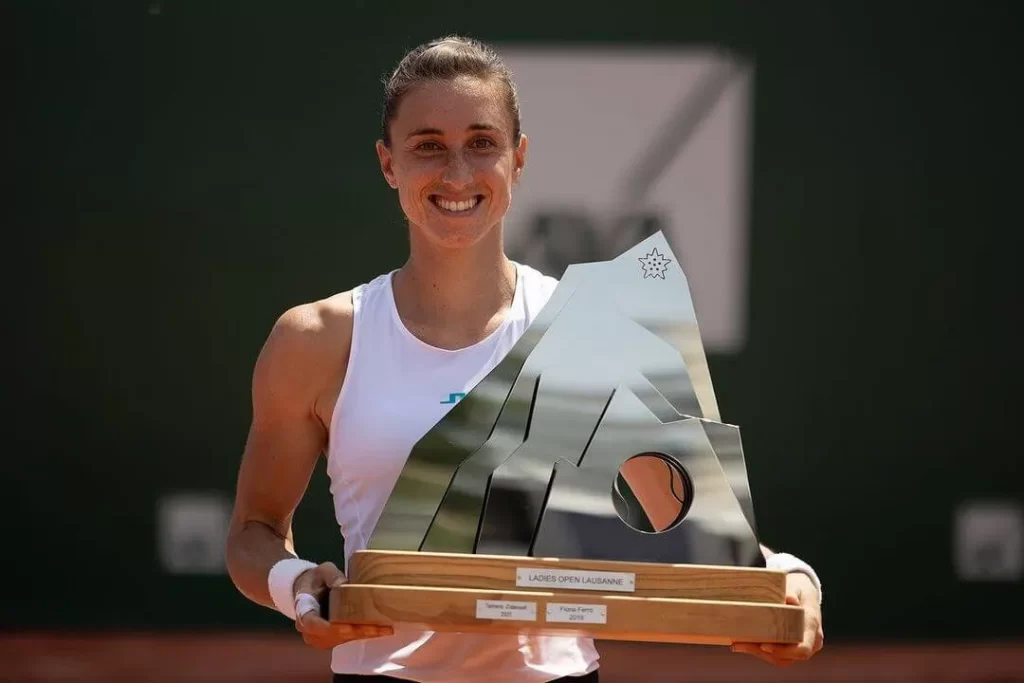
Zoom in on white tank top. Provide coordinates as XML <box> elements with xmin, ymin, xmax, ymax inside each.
<box><xmin>325</xmin><ymin>262</ymin><xmax>601</xmax><ymax>682</ymax></box>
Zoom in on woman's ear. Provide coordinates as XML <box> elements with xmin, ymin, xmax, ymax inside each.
<box><xmin>376</xmin><ymin>140</ymin><xmax>398</xmax><ymax>189</ymax></box>
<box><xmin>513</xmin><ymin>133</ymin><xmax>528</xmax><ymax>185</ymax></box>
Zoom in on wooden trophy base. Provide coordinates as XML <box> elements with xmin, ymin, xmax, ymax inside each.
<box><xmin>328</xmin><ymin>550</ymin><xmax>803</xmax><ymax>646</ymax></box>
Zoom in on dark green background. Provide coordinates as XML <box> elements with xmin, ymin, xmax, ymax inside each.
<box><xmin>8</xmin><ymin>1</ymin><xmax>1020</xmax><ymax>640</ymax></box>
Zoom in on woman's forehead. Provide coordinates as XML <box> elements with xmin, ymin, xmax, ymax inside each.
<box><xmin>393</xmin><ymin>77</ymin><xmax>512</xmax><ymax>134</ymax></box>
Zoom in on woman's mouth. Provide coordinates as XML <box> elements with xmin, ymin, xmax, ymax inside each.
<box><xmin>431</xmin><ymin>195</ymin><xmax>482</xmax><ymax>214</ymax></box>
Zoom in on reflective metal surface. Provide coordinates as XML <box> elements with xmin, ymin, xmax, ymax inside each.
<box><xmin>368</xmin><ymin>232</ymin><xmax>763</xmax><ymax>567</ymax></box>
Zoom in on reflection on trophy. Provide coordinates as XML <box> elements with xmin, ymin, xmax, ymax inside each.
<box><xmin>328</xmin><ymin>232</ymin><xmax>802</xmax><ymax>646</ymax></box>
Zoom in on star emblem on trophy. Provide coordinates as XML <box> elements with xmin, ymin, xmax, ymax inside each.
<box><xmin>638</xmin><ymin>248</ymin><xmax>672</xmax><ymax>279</ymax></box>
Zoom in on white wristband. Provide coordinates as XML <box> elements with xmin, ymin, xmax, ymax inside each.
<box><xmin>767</xmin><ymin>552</ymin><xmax>822</xmax><ymax>604</ymax></box>
<box><xmin>268</xmin><ymin>557</ymin><xmax>318</xmax><ymax>620</ymax></box>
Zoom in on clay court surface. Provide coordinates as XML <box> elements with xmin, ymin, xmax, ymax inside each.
<box><xmin>3</xmin><ymin>634</ymin><xmax>1023</xmax><ymax>683</ymax></box>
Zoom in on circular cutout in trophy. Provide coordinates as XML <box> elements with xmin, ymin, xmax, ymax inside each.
<box><xmin>612</xmin><ymin>453</ymin><xmax>693</xmax><ymax>534</ymax></box>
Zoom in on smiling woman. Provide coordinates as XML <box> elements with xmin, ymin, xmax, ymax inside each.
<box><xmin>375</xmin><ymin>39</ymin><xmax>527</xmax><ymax>254</ymax></box>
<box><xmin>225</xmin><ymin>35</ymin><xmax>600</xmax><ymax>683</ymax></box>
<box><xmin>224</xmin><ymin>35</ymin><xmax>821</xmax><ymax>683</ymax></box>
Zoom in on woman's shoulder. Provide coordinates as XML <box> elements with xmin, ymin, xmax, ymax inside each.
<box><xmin>272</xmin><ymin>270</ymin><xmax>392</xmax><ymax>345</ymax></box>
<box><xmin>263</xmin><ymin>291</ymin><xmax>355</xmax><ymax>367</ymax></box>
<box><xmin>278</xmin><ymin>290</ymin><xmax>353</xmax><ymax>336</ymax></box>
<box><xmin>248</xmin><ymin>289</ymin><xmax>356</xmax><ymax>419</ymax></box>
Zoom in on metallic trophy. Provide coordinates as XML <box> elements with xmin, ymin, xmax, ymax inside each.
<box><xmin>328</xmin><ymin>232</ymin><xmax>802</xmax><ymax>646</ymax></box>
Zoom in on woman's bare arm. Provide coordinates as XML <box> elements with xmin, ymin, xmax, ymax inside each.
<box><xmin>225</xmin><ymin>298</ymin><xmax>353</xmax><ymax>609</ymax></box>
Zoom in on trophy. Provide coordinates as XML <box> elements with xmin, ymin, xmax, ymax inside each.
<box><xmin>328</xmin><ymin>232</ymin><xmax>803</xmax><ymax>646</ymax></box>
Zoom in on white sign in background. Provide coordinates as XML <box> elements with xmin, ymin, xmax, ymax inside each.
<box><xmin>954</xmin><ymin>500</ymin><xmax>1023</xmax><ymax>582</ymax></box>
<box><xmin>157</xmin><ymin>491</ymin><xmax>231</xmax><ymax>575</ymax></box>
<box><xmin>500</xmin><ymin>48</ymin><xmax>753</xmax><ymax>353</ymax></box>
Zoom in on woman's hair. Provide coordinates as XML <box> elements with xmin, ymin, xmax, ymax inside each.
<box><xmin>381</xmin><ymin>35</ymin><xmax>521</xmax><ymax>146</ymax></box>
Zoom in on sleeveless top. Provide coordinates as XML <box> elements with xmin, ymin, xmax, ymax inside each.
<box><xmin>325</xmin><ymin>262</ymin><xmax>601</xmax><ymax>682</ymax></box>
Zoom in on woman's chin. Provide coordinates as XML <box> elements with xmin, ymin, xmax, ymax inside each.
<box><xmin>419</xmin><ymin>219</ymin><xmax>498</xmax><ymax>250</ymax></box>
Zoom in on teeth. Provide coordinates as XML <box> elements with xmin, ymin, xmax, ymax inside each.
<box><xmin>436</xmin><ymin>197</ymin><xmax>479</xmax><ymax>213</ymax></box>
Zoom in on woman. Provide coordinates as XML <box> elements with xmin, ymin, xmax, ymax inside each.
<box><xmin>226</xmin><ymin>36</ymin><xmax>823</xmax><ymax>682</ymax></box>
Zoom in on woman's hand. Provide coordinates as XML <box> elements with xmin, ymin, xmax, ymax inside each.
<box><xmin>731</xmin><ymin>572</ymin><xmax>823</xmax><ymax>667</ymax></box>
<box><xmin>293</xmin><ymin>561</ymin><xmax>394</xmax><ymax>650</ymax></box>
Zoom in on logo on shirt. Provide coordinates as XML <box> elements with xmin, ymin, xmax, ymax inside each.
<box><xmin>440</xmin><ymin>392</ymin><xmax>467</xmax><ymax>405</ymax></box>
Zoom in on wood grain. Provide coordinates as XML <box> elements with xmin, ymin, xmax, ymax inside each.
<box><xmin>329</xmin><ymin>584</ymin><xmax>804</xmax><ymax>645</ymax></box>
<box><xmin>348</xmin><ymin>550</ymin><xmax>786</xmax><ymax>603</ymax></box>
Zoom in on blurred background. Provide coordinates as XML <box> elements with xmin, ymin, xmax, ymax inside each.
<box><xmin>6</xmin><ymin>1</ymin><xmax>1021</xmax><ymax>681</ymax></box>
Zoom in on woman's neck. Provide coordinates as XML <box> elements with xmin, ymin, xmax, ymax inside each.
<box><xmin>391</xmin><ymin>227</ymin><xmax>517</xmax><ymax>349</ymax></box>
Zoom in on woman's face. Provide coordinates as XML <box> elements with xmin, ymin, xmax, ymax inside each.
<box><xmin>377</xmin><ymin>75</ymin><xmax>527</xmax><ymax>250</ymax></box>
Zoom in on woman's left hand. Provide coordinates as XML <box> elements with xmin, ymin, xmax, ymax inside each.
<box><xmin>730</xmin><ymin>572</ymin><xmax>824</xmax><ymax>667</ymax></box>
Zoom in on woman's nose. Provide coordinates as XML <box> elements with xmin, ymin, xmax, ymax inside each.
<box><xmin>441</xmin><ymin>152</ymin><xmax>473</xmax><ymax>189</ymax></box>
